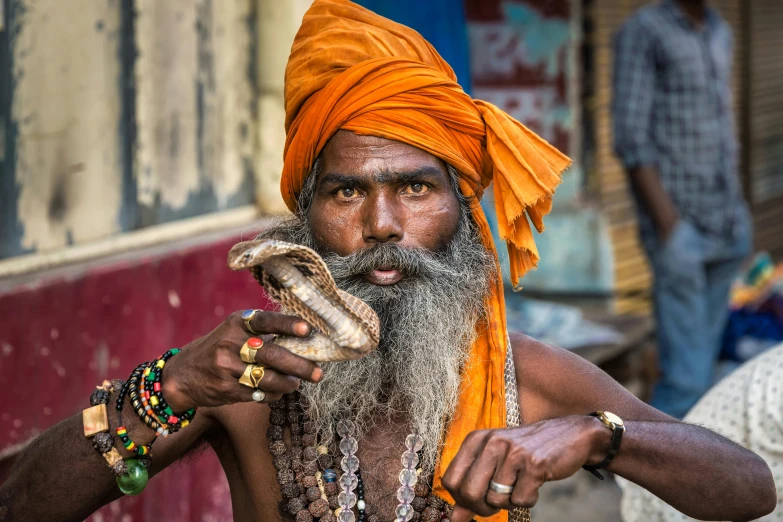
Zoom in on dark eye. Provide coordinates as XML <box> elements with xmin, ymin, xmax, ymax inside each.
<box><xmin>404</xmin><ymin>183</ymin><xmax>429</xmax><ymax>194</ymax></box>
<box><xmin>338</xmin><ymin>188</ymin><xmax>358</xmax><ymax>199</ymax></box>
<box><xmin>243</xmin><ymin>253</ymin><xmax>251</xmax><ymax>259</ymax></box>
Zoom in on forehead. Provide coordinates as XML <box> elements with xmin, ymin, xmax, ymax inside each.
<box><xmin>319</xmin><ymin>130</ymin><xmax>448</xmax><ymax>179</ymax></box>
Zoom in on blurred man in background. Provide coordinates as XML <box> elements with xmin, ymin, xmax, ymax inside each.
<box><xmin>612</xmin><ymin>0</ymin><xmax>752</xmax><ymax>418</ymax></box>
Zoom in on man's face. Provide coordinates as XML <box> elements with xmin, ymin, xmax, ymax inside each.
<box><xmin>268</xmin><ymin>130</ymin><xmax>495</xmax><ymax>488</ymax></box>
<box><xmin>307</xmin><ymin>130</ymin><xmax>461</xmax><ymax>285</ymax></box>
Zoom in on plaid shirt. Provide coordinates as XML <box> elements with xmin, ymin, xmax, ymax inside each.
<box><xmin>612</xmin><ymin>0</ymin><xmax>747</xmax><ymax>241</ymax></box>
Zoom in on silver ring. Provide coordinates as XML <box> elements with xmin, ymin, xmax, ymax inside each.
<box><xmin>489</xmin><ymin>480</ymin><xmax>515</xmax><ymax>495</ymax></box>
<box><xmin>252</xmin><ymin>389</ymin><xmax>266</xmax><ymax>403</ymax></box>
<box><xmin>242</xmin><ymin>309</ymin><xmax>262</xmax><ymax>335</ymax></box>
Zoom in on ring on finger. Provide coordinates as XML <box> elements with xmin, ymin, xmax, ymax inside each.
<box><xmin>489</xmin><ymin>480</ymin><xmax>515</xmax><ymax>496</ymax></box>
<box><xmin>252</xmin><ymin>389</ymin><xmax>266</xmax><ymax>402</ymax></box>
<box><xmin>240</xmin><ymin>337</ymin><xmax>264</xmax><ymax>363</ymax></box>
<box><xmin>238</xmin><ymin>364</ymin><xmax>265</xmax><ymax>388</ymax></box>
<box><xmin>241</xmin><ymin>309</ymin><xmax>262</xmax><ymax>335</ymax></box>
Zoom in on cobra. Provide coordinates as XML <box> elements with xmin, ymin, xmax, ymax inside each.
<box><xmin>227</xmin><ymin>239</ymin><xmax>380</xmax><ymax>362</ymax></box>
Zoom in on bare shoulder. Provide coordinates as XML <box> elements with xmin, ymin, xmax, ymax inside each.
<box><xmin>509</xmin><ymin>332</ymin><xmax>668</xmax><ymax>424</ymax></box>
<box><xmin>509</xmin><ymin>332</ymin><xmax>606</xmax><ymax>380</ymax></box>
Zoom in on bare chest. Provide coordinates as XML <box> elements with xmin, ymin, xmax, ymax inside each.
<box><xmin>218</xmin><ymin>409</ymin><xmax>429</xmax><ymax>522</ymax></box>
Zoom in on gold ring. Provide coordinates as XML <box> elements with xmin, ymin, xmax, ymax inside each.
<box><xmin>241</xmin><ymin>309</ymin><xmax>262</xmax><ymax>334</ymax></box>
<box><xmin>238</xmin><ymin>364</ymin><xmax>265</xmax><ymax>388</ymax></box>
<box><xmin>240</xmin><ymin>337</ymin><xmax>264</xmax><ymax>364</ymax></box>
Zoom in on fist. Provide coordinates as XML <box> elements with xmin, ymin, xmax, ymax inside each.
<box><xmin>443</xmin><ymin>415</ymin><xmax>607</xmax><ymax>521</ymax></box>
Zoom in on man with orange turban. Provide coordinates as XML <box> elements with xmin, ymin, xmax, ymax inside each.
<box><xmin>1</xmin><ymin>2</ymin><xmax>776</xmax><ymax>522</ymax></box>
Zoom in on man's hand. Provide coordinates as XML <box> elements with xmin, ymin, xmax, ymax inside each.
<box><xmin>627</xmin><ymin>165</ymin><xmax>679</xmax><ymax>243</ymax></box>
<box><xmin>161</xmin><ymin>310</ymin><xmax>323</xmax><ymax>411</ymax></box>
<box><xmin>657</xmin><ymin>214</ymin><xmax>679</xmax><ymax>244</ymax></box>
<box><xmin>442</xmin><ymin>416</ymin><xmax>610</xmax><ymax>522</ymax></box>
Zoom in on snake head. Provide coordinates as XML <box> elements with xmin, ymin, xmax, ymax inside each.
<box><xmin>227</xmin><ymin>240</ymin><xmax>265</xmax><ymax>270</ymax></box>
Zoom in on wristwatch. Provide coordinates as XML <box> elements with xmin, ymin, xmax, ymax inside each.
<box><xmin>582</xmin><ymin>411</ymin><xmax>625</xmax><ymax>480</ymax></box>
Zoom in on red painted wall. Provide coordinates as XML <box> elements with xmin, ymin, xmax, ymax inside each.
<box><xmin>0</xmin><ymin>232</ymin><xmax>273</xmax><ymax>520</ymax></box>
<box><xmin>465</xmin><ymin>0</ymin><xmax>572</xmax><ymax>154</ymax></box>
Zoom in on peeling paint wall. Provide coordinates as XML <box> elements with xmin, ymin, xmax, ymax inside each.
<box><xmin>0</xmin><ymin>0</ymin><xmax>261</xmax><ymax>262</ymax></box>
<box><xmin>135</xmin><ymin>0</ymin><xmax>200</xmax><ymax>212</ymax></box>
<box><xmin>255</xmin><ymin>0</ymin><xmax>311</xmax><ymax>214</ymax></box>
<box><xmin>8</xmin><ymin>0</ymin><xmax>124</xmax><ymax>255</ymax></box>
<box><xmin>134</xmin><ymin>0</ymin><xmax>256</xmax><ymax>226</ymax></box>
<box><xmin>467</xmin><ymin>1</ymin><xmax>574</xmax><ymax>164</ymax></box>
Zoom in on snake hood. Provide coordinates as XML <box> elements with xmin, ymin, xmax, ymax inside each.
<box><xmin>228</xmin><ymin>238</ymin><xmax>380</xmax><ymax>362</ymax></box>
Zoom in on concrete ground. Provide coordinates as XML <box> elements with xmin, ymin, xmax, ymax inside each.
<box><xmin>531</xmin><ymin>470</ymin><xmax>623</xmax><ymax>522</ymax></box>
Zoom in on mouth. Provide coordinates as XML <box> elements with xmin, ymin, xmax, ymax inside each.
<box><xmin>363</xmin><ymin>267</ymin><xmax>404</xmax><ymax>285</ymax></box>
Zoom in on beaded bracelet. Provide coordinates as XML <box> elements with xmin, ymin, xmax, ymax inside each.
<box><xmin>84</xmin><ymin>379</ymin><xmax>127</xmax><ymax>473</ymax></box>
<box><xmin>112</xmin><ymin>360</ymin><xmax>161</xmax><ymax>496</ymax></box>
<box><xmin>117</xmin><ymin>349</ymin><xmax>196</xmax><ymax>443</ymax></box>
<box><xmin>117</xmin><ymin>362</ymin><xmax>157</xmax><ymax>456</ymax></box>
<box><xmin>109</xmin><ymin>348</ymin><xmax>197</xmax><ymax>495</ymax></box>
<box><xmin>127</xmin><ymin>363</ymin><xmax>163</xmax><ymax>432</ymax></box>
<box><xmin>83</xmin><ymin>378</ymin><xmax>151</xmax><ymax>496</ymax></box>
<box><xmin>140</xmin><ymin>348</ymin><xmax>196</xmax><ymax>434</ymax></box>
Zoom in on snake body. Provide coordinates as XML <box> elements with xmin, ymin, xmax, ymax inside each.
<box><xmin>227</xmin><ymin>239</ymin><xmax>380</xmax><ymax>362</ymax></box>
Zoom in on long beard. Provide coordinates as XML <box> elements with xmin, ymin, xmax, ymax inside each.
<box><xmin>259</xmin><ymin>205</ymin><xmax>496</xmax><ymax>476</ymax></box>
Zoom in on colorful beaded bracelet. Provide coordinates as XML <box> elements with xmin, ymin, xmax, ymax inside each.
<box><xmin>125</xmin><ymin>363</ymin><xmax>162</xmax><ymax>432</ymax></box>
<box><xmin>116</xmin><ymin>362</ymin><xmax>156</xmax><ymax>457</ymax></box>
<box><xmin>110</xmin><ymin>348</ymin><xmax>196</xmax><ymax>495</ymax></box>
<box><xmin>140</xmin><ymin>349</ymin><xmax>196</xmax><ymax>434</ymax></box>
<box><xmin>117</xmin><ymin>349</ymin><xmax>196</xmax><ymax>441</ymax></box>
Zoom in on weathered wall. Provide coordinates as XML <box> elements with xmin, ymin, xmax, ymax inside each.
<box><xmin>255</xmin><ymin>0</ymin><xmax>312</xmax><ymax>214</ymax></box>
<box><xmin>135</xmin><ymin>0</ymin><xmax>256</xmax><ymax>225</ymax></box>
<box><xmin>0</xmin><ymin>0</ymin><xmax>261</xmax><ymax>263</ymax></box>
<box><xmin>467</xmin><ymin>0</ymin><xmax>576</xmax><ymax>180</ymax></box>
<box><xmin>466</xmin><ymin>0</ymin><xmax>614</xmax><ymax>293</ymax></box>
<box><xmin>0</xmin><ymin>229</ymin><xmax>272</xmax><ymax>521</ymax></box>
<box><xmin>1</xmin><ymin>0</ymin><xmax>125</xmax><ymax>259</ymax></box>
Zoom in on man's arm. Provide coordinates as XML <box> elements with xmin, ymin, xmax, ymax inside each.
<box><xmin>442</xmin><ymin>335</ymin><xmax>775</xmax><ymax>522</ymax></box>
<box><xmin>627</xmin><ymin>165</ymin><xmax>679</xmax><ymax>240</ymax></box>
<box><xmin>0</xmin><ymin>392</ymin><xmax>215</xmax><ymax>522</ymax></box>
<box><xmin>514</xmin><ymin>335</ymin><xmax>776</xmax><ymax>521</ymax></box>
<box><xmin>0</xmin><ymin>310</ymin><xmax>322</xmax><ymax>521</ymax></box>
<box><xmin>612</xmin><ymin>19</ymin><xmax>678</xmax><ymax>240</ymax></box>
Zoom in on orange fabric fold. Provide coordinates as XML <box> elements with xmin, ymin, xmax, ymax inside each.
<box><xmin>281</xmin><ymin>1</ymin><xmax>571</xmax><ymax>519</ymax></box>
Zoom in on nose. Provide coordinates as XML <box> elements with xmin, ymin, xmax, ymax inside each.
<box><xmin>362</xmin><ymin>193</ymin><xmax>403</xmax><ymax>244</ymax></box>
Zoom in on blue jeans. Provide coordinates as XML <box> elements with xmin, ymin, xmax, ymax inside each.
<box><xmin>644</xmin><ymin>218</ymin><xmax>752</xmax><ymax>418</ymax></box>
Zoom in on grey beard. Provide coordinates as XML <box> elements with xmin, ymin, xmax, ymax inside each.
<box><xmin>259</xmin><ymin>204</ymin><xmax>496</xmax><ymax>476</ymax></box>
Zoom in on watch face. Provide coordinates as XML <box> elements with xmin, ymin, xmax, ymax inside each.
<box><xmin>603</xmin><ymin>411</ymin><xmax>624</xmax><ymax>426</ymax></box>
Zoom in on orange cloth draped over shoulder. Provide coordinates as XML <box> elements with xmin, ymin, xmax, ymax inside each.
<box><xmin>281</xmin><ymin>1</ymin><xmax>570</xmax><ymax>519</ymax></box>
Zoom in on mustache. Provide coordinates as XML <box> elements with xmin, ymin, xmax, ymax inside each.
<box><xmin>321</xmin><ymin>243</ymin><xmax>448</xmax><ymax>280</ymax></box>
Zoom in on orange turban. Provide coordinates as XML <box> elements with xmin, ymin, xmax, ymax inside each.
<box><xmin>281</xmin><ymin>0</ymin><xmax>570</xmax><ymax>518</ymax></box>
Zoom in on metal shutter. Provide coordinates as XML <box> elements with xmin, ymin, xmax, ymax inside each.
<box><xmin>746</xmin><ymin>2</ymin><xmax>783</xmax><ymax>260</ymax></box>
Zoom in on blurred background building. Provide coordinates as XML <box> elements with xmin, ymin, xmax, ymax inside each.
<box><xmin>0</xmin><ymin>1</ymin><xmax>781</xmax><ymax>520</ymax></box>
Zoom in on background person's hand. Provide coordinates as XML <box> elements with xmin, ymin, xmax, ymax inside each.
<box><xmin>160</xmin><ymin>310</ymin><xmax>323</xmax><ymax>411</ymax></box>
<box><xmin>658</xmin><ymin>216</ymin><xmax>680</xmax><ymax>244</ymax></box>
<box><xmin>443</xmin><ymin>415</ymin><xmax>610</xmax><ymax>522</ymax></box>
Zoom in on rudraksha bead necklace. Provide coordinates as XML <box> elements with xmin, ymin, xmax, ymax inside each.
<box><xmin>268</xmin><ymin>391</ymin><xmax>454</xmax><ymax>522</ymax></box>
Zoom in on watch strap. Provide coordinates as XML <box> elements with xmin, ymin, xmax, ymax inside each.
<box><xmin>582</xmin><ymin>411</ymin><xmax>625</xmax><ymax>479</ymax></box>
